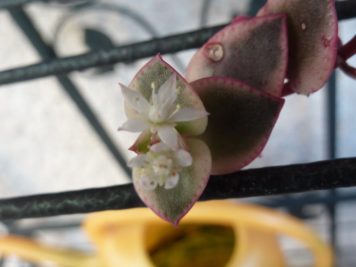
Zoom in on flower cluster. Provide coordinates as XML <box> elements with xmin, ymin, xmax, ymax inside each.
<box><xmin>119</xmin><ymin>73</ymin><xmax>208</xmax><ymax>191</ymax></box>
<box><xmin>117</xmin><ymin>0</ymin><xmax>345</xmax><ymax>225</ymax></box>
<box><xmin>128</xmin><ymin>142</ymin><xmax>192</xmax><ymax>190</ymax></box>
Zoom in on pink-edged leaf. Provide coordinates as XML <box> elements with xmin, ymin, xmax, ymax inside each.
<box><xmin>133</xmin><ymin>139</ymin><xmax>211</xmax><ymax>225</ymax></box>
<box><xmin>126</xmin><ymin>54</ymin><xmax>208</xmax><ymax>136</ymax></box>
<box><xmin>258</xmin><ymin>0</ymin><xmax>338</xmax><ymax>95</ymax></box>
<box><xmin>231</xmin><ymin>16</ymin><xmax>250</xmax><ymax>24</ymax></box>
<box><xmin>186</xmin><ymin>15</ymin><xmax>288</xmax><ymax>97</ymax></box>
<box><xmin>191</xmin><ymin>77</ymin><xmax>284</xmax><ymax>175</ymax></box>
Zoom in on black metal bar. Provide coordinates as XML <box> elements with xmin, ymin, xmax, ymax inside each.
<box><xmin>247</xmin><ymin>0</ymin><xmax>265</xmax><ymax>16</ymax></box>
<box><xmin>3</xmin><ymin>191</ymin><xmax>356</xmax><ymax>234</ymax></box>
<box><xmin>200</xmin><ymin>0</ymin><xmax>212</xmax><ymax>27</ymax></box>
<box><xmin>0</xmin><ymin>0</ymin><xmax>92</xmax><ymax>9</ymax></box>
<box><xmin>8</xmin><ymin>7</ymin><xmax>131</xmax><ymax>177</ymax></box>
<box><xmin>335</xmin><ymin>0</ymin><xmax>356</xmax><ymax>21</ymax></box>
<box><xmin>327</xmin><ymin>73</ymin><xmax>338</xmax><ymax>248</ymax></box>
<box><xmin>0</xmin><ymin>0</ymin><xmax>354</xmax><ymax>18</ymax></box>
<box><xmin>327</xmin><ymin>73</ymin><xmax>338</xmax><ymax>160</ymax></box>
<box><xmin>0</xmin><ymin>24</ymin><xmax>224</xmax><ymax>85</ymax></box>
<box><xmin>0</xmin><ymin>157</ymin><xmax>355</xmax><ymax>220</ymax></box>
<box><xmin>0</xmin><ymin>1</ymin><xmax>355</xmax><ymax>85</ymax></box>
<box><xmin>257</xmin><ymin>191</ymin><xmax>356</xmax><ymax>208</ymax></box>
<box><xmin>0</xmin><ymin>0</ymin><xmax>42</xmax><ymax>8</ymax></box>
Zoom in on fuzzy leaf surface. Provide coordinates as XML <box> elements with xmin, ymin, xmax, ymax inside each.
<box><xmin>258</xmin><ymin>0</ymin><xmax>338</xmax><ymax>94</ymax></box>
<box><xmin>191</xmin><ymin>77</ymin><xmax>284</xmax><ymax>174</ymax></box>
<box><xmin>186</xmin><ymin>15</ymin><xmax>288</xmax><ymax>97</ymax></box>
<box><xmin>133</xmin><ymin>139</ymin><xmax>211</xmax><ymax>225</ymax></box>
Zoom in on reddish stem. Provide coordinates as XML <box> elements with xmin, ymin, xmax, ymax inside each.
<box><xmin>281</xmin><ymin>83</ymin><xmax>295</xmax><ymax>97</ymax></box>
<box><xmin>338</xmin><ymin>35</ymin><xmax>356</xmax><ymax>60</ymax></box>
<box><xmin>339</xmin><ymin>59</ymin><xmax>356</xmax><ymax>78</ymax></box>
<box><xmin>338</xmin><ymin>35</ymin><xmax>356</xmax><ymax>78</ymax></box>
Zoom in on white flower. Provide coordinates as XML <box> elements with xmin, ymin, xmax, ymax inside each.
<box><xmin>128</xmin><ymin>142</ymin><xmax>193</xmax><ymax>190</ymax></box>
<box><xmin>119</xmin><ymin>74</ymin><xmax>208</xmax><ymax>149</ymax></box>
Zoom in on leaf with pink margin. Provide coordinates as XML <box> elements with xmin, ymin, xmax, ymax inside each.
<box><xmin>186</xmin><ymin>15</ymin><xmax>288</xmax><ymax>97</ymax></box>
<box><xmin>132</xmin><ymin>139</ymin><xmax>211</xmax><ymax>225</ymax></box>
<box><xmin>258</xmin><ymin>0</ymin><xmax>338</xmax><ymax>95</ymax></box>
<box><xmin>191</xmin><ymin>77</ymin><xmax>284</xmax><ymax>175</ymax></box>
<box><xmin>126</xmin><ymin>54</ymin><xmax>208</xmax><ymax>137</ymax></box>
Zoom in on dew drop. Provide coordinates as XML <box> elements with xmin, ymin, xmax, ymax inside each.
<box><xmin>206</xmin><ymin>43</ymin><xmax>224</xmax><ymax>62</ymax></box>
<box><xmin>301</xmin><ymin>22</ymin><xmax>307</xmax><ymax>31</ymax></box>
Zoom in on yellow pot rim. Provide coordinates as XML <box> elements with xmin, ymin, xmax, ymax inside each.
<box><xmin>84</xmin><ymin>200</ymin><xmax>334</xmax><ymax>267</ymax></box>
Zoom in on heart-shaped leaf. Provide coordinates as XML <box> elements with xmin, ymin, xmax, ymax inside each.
<box><xmin>186</xmin><ymin>15</ymin><xmax>288</xmax><ymax>97</ymax></box>
<box><xmin>258</xmin><ymin>0</ymin><xmax>338</xmax><ymax>95</ymax></box>
<box><xmin>126</xmin><ymin>54</ymin><xmax>208</xmax><ymax>136</ymax></box>
<box><xmin>191</xmin><ymin>77</ymin><xmax>284</xmax><ymax>175</ymax></box>
<box><xmin>132</xmin><ymin>139</ymin><xmax>211</xmax><ymax>225</ymax></box>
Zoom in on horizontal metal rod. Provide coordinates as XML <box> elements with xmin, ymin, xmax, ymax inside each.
<box><xmin>0</xmin><ymin>24</ymin><xmax>224</xmax><ymax>85</ymax></box>
<box><xmin>0</xmin><ymin>0</ymin><xmax>42</xmax><ymax>8</ymax></box>
<box><xmin>0</xmin><ymin>0</ymin><xmax>92</xmax><ymax>9</ymax></box>
<box><xmin>0</xmin><ymin>157</ymin><xmax>355</xmax><ymax>220</ymax></box>
<box><xmin>259</xmin><ymin>191</ymin><xmax>356</xmax><ymax>208</ymax></box>
<box><xmin>0</xmin><ymin>1</ymin><xmax>355</xmax><ymax>86</ymax></box>
<box><xmin>4</xmin><ymin>191</ymin><xmax>356</xmax><ymax>234</ymax></box>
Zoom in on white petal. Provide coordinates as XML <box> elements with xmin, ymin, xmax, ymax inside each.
<box><xmin>128</xmin><ymin>154</ymin><xmax>146</xmax><ymax>168</ymax></box>
<box><xmin>139</xmin><ymin>175</ymin><xmax>157</xmax><ymax>191</ymax></box>
<box><xmin>169</xmin><ymin>107</ymin><xmax>209</xmax><ymax>122</ymax></box>
<box><xmin>157</xmin><ymin>126</ymin><xmax>179</xmax><ymax>150</ymax></box>
<box><xmin>120</xmin><ymin>83</ymin><xmax>150</xmax><ymax>114</ymax></box>
<box><xmin>157</xmin><ymin>74</ymin><xmax>177</xmax><ymax>106</ymax></box>
<box><xmin>150</xmin><ymin>142</ymin><xmax>169</xmax><ymax>153</ymax></box>
<box><xmin>118</xmin><ymin>118</ymin><xmax>149</xmax><ymax>132</ymax></box>
<box><xmin>175</xmin><ymin>149</ymin><xmax>193</xmax><ymax>167</ymax></box>
<box><xmin>164</xmin><ymin>173</ymin><xmax>179</xmax><ymax>189</ymax></box>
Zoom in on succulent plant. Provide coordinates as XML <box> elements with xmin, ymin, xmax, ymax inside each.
<box><xmin>119</xmin><ymin>55</ymin><xmax>211</xmax><ymax>224</ymax></box>
<box><xmin>118</xmin><ymin>0</ymin><xmax>355</xmax><ymax>224</ymax></box>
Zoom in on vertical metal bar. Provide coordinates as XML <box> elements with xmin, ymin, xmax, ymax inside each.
<box><xmin>200</xmin><ymin>0</ymin><xmax>212</xmax><ymax>27</ymax></box>
<box><xmin>8</xmin><ymin>7</ymin><xmax>131</xmax><ymax>178</ymax></box>
<box><xmin>327</xmin><ymin>72</ymin><xmax>337</xmax><ymax>251</ymax></box>
<box><xmin>247</xmin><ymin>0</ymin><xmax>265</xmax><ymax>16</ymax></box>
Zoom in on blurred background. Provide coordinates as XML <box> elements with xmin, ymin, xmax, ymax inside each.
<box><xmin>0</xmin><ymin>0</ymin><xmax>355</xmax><ymax>266</ymax></box>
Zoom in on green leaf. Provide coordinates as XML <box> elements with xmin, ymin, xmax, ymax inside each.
<box><xmin>132</xmin><ymin>139</ymin><xmax>211</xmax><ymax>225</ymax></box>
<box><xmin>191</xmin><ymin>77</ymin><xmax>284</xmax><ymax>175</ymax></box>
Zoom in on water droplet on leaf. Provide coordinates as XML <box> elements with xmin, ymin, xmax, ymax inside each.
<box><xmin>206</xmin><ymin>43</ymin><xmax>224</xmax><ymax>62</ymax></box>
<box><xmin>301</xmin><ymin>22</ymin><xmax>307</xmax><ymax>31</ymax></box>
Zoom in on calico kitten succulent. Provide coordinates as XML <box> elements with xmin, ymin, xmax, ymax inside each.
<box><xmin>119</xmin><ymin>55</ymin><xmax>211</xmax><ymax>224</ymax></box>
<box><xmin>118</xmin><ymin>0</ymin><xmax>355</xmax><ymax>224</ymax></box>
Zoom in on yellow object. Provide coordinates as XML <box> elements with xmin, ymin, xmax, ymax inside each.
<box><xmin>0</xmin><ymin>201</ymin><xmax>333</xmax><ymax>267</ymax></box>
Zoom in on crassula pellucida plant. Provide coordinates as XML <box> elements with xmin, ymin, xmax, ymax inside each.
<box><xmin>118</xmin><ymin>0</ymin><xmax>356</xmax><ymax>225</ymax></box>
